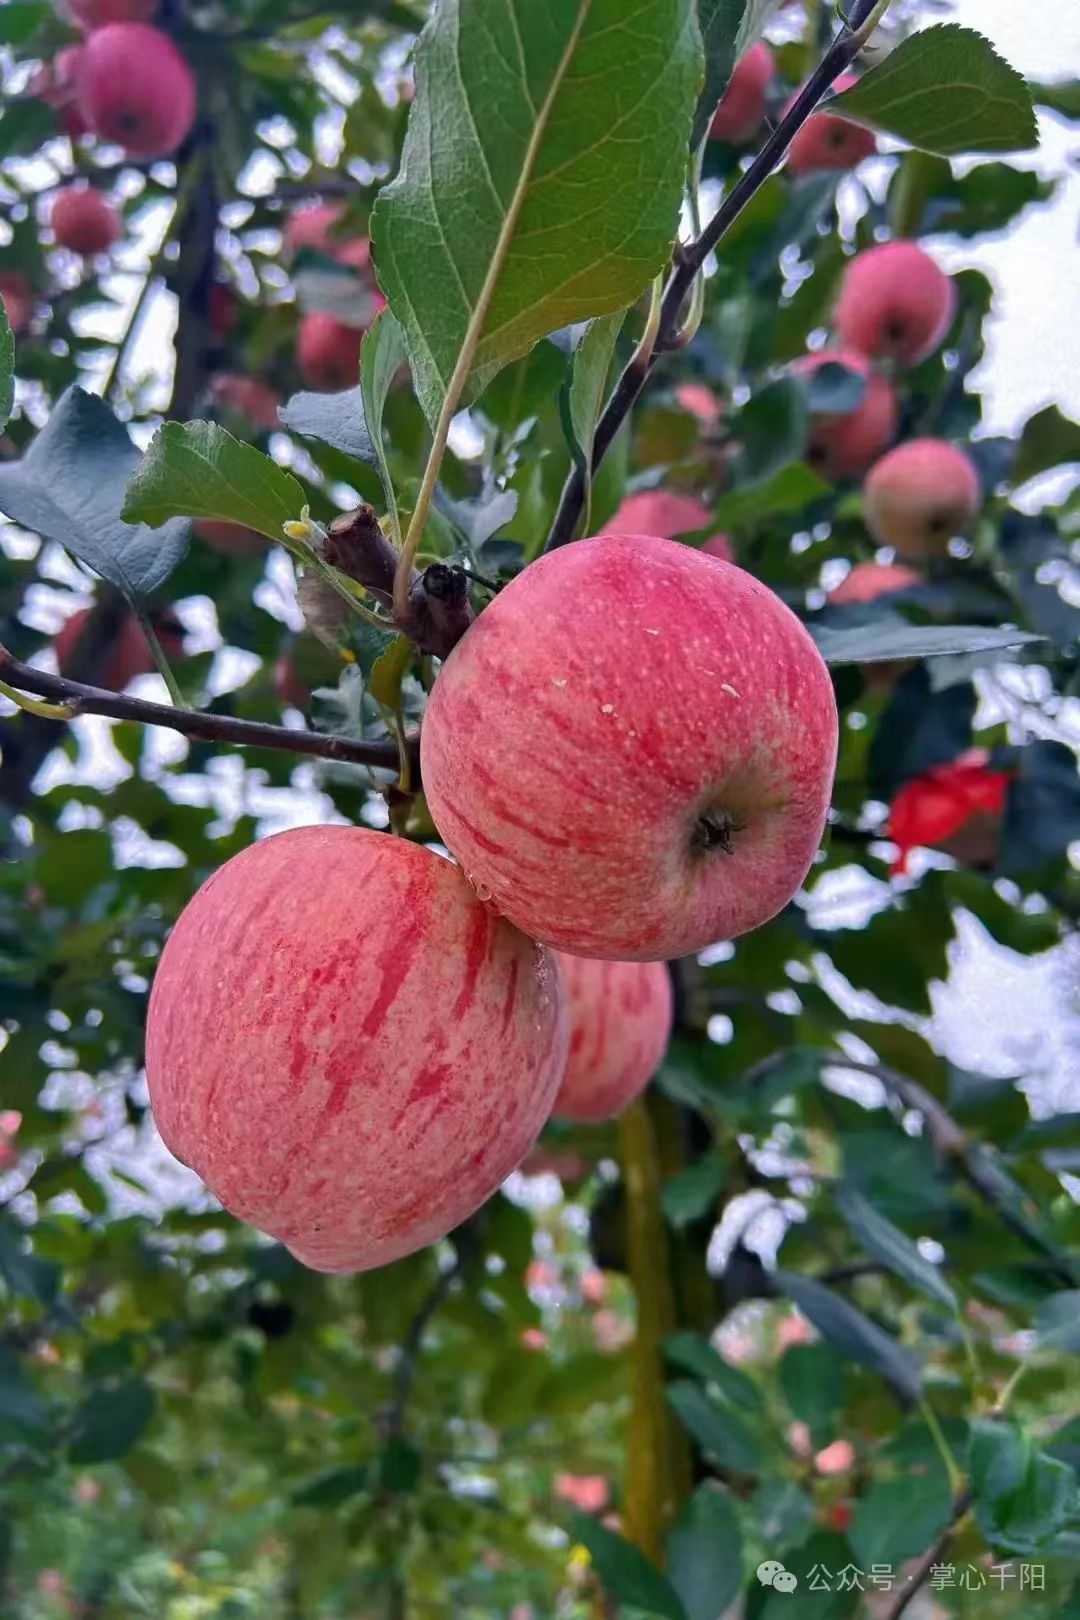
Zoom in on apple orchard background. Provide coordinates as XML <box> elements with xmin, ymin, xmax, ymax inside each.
<box><xmin>1</xmin><ymin>0</ymin><xmax>1079</xmax><ymax>1617</ymax></box>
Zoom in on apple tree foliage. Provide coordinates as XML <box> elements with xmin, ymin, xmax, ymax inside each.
<box><xmin>1</xmin><ymin>1</ymin><xmax>1079</xmax><ymax>1615</ymax></box>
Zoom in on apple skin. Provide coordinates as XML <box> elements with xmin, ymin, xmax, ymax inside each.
<box><xmin>827</xmin><ymin>561</ymin><xmax>920</xmax><ymax>605</ymax></box>
<box><xmin>194</xmin><ymin>519</ymin><xmax>267</xmax><ymax>556</ymax></box>
<box><xmin>69</xmin><ymin>0</ymin><xmax>155</xmax><ymax>24</ymax></box>
<box><xmin>710</xmin><ymin>42</ymin><xmax>774</xmax><ymax>143</ymax></box>
<box><xmin>285</xmin><ymin>203</ymin><xmax>371</xmax><ymax>271</ymax></box>
<box><xmin>0</xmin><ymin>273</ymin><xmax>33</xmax><ymax>336</ymax></box>
<box><xmin>602</xmin><ymin>489</ymin><xmax>731</xmax><ymax>560</ymax></box>
<box><xmin>674</xmin><ymin>382</ymin><xmax>723</xmax><ymax>427</ymax></box>
<box><xmin>552</xmin><ymin>954</ymin><xmax>673</xmax><ymax>1122</ymax></box>
<box><xmin>56</xmin><ymin>605</ymin><xmax>183</xmax><ymax>689</ymax></box>
<box><xmin>421</xmin><ymin>534</ymin><xmax>838</xmax><ymax>962</ymax></box>
<box><xmin>786</xmin><ymin>75</ymin><xmax>876</xmax><ymax>173</ymax></box>
<box><xmin>50</xmin><ymin>186</ymin><xmax>120</xmax><ymax>256</ymax></box>
<box><xmin>145</xmin><ymin>826</ymin><xmax>568</xmax><ymax>1273</ymax></box>
<box><xmin>274</xmin><ymin>653</ymin><xmax>309</xmax><ymax>711</ymax></box>
<box><xmin>863</xmin><ymin>438</ymin><xmax>981</xmax><ymax>556</ymax></box>
<box><xmin>79</xmin><ymin>24</ymin><xmax>196</xmax><ymax>159</ymax></box>
<box><xmin>297</xmin><ymin>312</ymin><xmax>365</xmax><ymax>392</ymax></box>
<box><xmin>834</xmin><ymin>241</ymin><xmax>956</xmax><ymax>369</ymax></box>
<box><xmin>211</xmin><ymin>373</ymin><xmax>282</xmax><ymax>432</ymax></box>
<box><xmin>793</xmin><ymin>349</ymin><xmax>898</xmax><ymax>480</ymax></box>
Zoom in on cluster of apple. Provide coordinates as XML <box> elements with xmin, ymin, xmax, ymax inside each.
<box><xmin>146</xmin><ymin>528</ymin><xmax>839</xmax><ymax>1272</ymax></box>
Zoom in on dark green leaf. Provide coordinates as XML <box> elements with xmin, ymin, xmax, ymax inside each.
<box><xmin>813</xmin><ymin>622</ymin><xmax>1043</xmax><ymax>666</ymax></box>
<box><xmin>999</xmin><ymin>741</ymin><xmax>1080</xmax><ymax>878</ymax></box>
<box><xmin>693</xmin><ymin>0</ymin><xmax>747</xmax><ymax>148</ymax></box>
<box><xmin>0</xmin><ymin>1347</ymin><xmax>46</xmax><ymax>1437</ymax></box>
<box><xmin>563</xmin><ymin>310</ymin><xmax>626</xmax><ymax>526</ymax></box>
<box><xmin>850</xmin><ymin>1473</ymin><xmax>953</xmax><ymax>1567</ymax></box>
<box><xmin>570</xmin><ymin>1515</ymin><xmax>687</xmax><ymax>1620</ymax></box>
<box><xmin>834</xmin><ymin>1185</ymin><xmax>957</xmax><ymax>1310</ymax></box>
<box><xmin>831</xmin><ymin>25</ymin><xmax>1037</xmax><ymax>157</ymax></box>
<box><xmin>0</xmin><ymin>1218</ymin><xmax>57</xmax><ymax>1308</ymax></box>
<box><xmin>0</xmin><ymin>388</ymin><xmax>190</xmax><ymax>597</ymax></box>
<box><xmin>371</xmin><ymin>0</ymin><xmax>702</xmax><ymax>427</ymax></box>
<box><xmin>801</xmin><ymin>359</ymin><xmax>866</xmax><ymax>416</ymax></box>
<box><xmin>1012</xmin><ymin>405</ymin><xmax>1080</xmax><ymax>486</ymax></box>
<box><xmin>774</xmin><ymin>1273</ymin><xmax>921</xmax><ymax>1404</ymax></box>
<box><xmin>0</xmin><ymin>295</ymin><xmax>12</xmax><ymax>434</ymax></box>
<box><xmin>667</xmin><ymin>1484</ymin><xmax>743</xmax><ymax>1620</ymax></box>
<box><xmin>666</xmin><ymin>1380</ymin><xmax>762</xmax><ymax>1473</ymax></box>
<box><xmin>1035</xmin><ymin>1291</ymin><xmax>1080</xmax><ymax>1353</ymax></box>
<box><xmin>663</xmin><ymin>1332</ymin><xmax>764</xmax><ymax>1415</ymax></box>
<box><xmin>360</xmin><ymin>307</ymin><xmax>409</xmax><ymax>534</ymax></box>
<box><xmin>122</xmin><ymin>420</ymin><xmax>306</xmax><ymax>541</ymax></box>
<box><xmin>711</xmin><ymin>461</ymin><xmax>830</xmax><ymax>528</ymax></box>
<box><xmin>292</xmin><ymin>1465</ymin><xmax>370</xmax><ymax>1506</ymax></box>
<box><xmin>778</xmin><ymin>1343</ymin><xmax>843</xmax><ymax>1434</ymax></box>
<box><xmin>733</xmin><ymin>378</ymin><xmax>807</xmax><ymax>484</ymax></box>
<box><xmin>0</xmin><ymin>3</ymin><xmax>48</xmax><ymax>46</ymax></box>
<box><xmin>661</xmin><ymin>1157</ymin><xmax>726</xmax><ymax>1230</ymax></box>
<box><xmin>1030</xmin><ymin>80</ymin><xmax>1080</xmax><ymax>120</ymax></box>
<box><xmin>0</xmin><ymin>99</ymin><xmax>55</xmax><ymax>160</ymax></box>
<box><xmin>68</xmin><ymin>1379</ymin><xmax>155</xmax><ymax>1464</ymax></box>
<box><xmin>970</xmin><ymin>1420</ymin><xmax>1076</xmax><ymax>1553</ymax></box>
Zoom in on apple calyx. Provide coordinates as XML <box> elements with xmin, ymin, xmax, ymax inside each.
<box><xmin>691</xmin><ymin>807</ymin><xmax>742</xmax><ymax>857</ymax></box>
<box><xmin>322</xmin><ymin>506</ymin><xmax>474</xmax><ymax>658</ymax></box>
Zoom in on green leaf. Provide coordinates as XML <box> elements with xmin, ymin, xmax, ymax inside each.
<box><xmin>831</xmin><ymin>25</ymin><xmax>1038</xmax><ymax>157</ymax></box>
<box><xmin>1035</xmin><ymin>1291</ymin><xmax>1080</xmax><ymax>1353</ymax></box>
<box><xmin>775</xmin><ymin>1273</ymin><xmax>921</xmax><ymax>1404</ymax></box>
<box><xmin>292</xmin><ymin>1465</ymin><xmax>370</xmax><ymax>1507</ymax></box>
<box><xmin>666</xmin><ymin>1380</ymin><xmax>762</xmax><ymax>1474</ymax></box>
<box><xmin>663</xmin><ymin>1332</ymin><xmax>764</xmax><ymax>1415</ymax></box>
<box><xmin>1012</xmin><ymin>405</ymin><xmax>1080</xmax><ymax>486</ymax></box>
<box><xmin>0</xmin><ymin>388</ymin><xmax>190</xmax><ymax>598</ymax></box>
<box><xmin>778</xmin><ymin>1343</ymin><xmax>843</xmax><ymax>1435</ymax></box>
<box><xmin>0</xmin><ymin>1219</ymin><xmax>59</xmax><ymax>1309</ymax></box>
<box><xmin>0</xmin><ymin>2</ymin><xmax>48</xmax><ymax>46</ymax></box>
<box><xmin>711</xmin><ymin>461</ymin><xmax>830</xmax><ymax>528</ymax></box>
<box><xmin>733</xmin><ymin>378</ymin><xmax>808</xmax><ymax>485</ymax></box>
<box><xmin>0</xmin><ymin>1347</ymin><xmax>46</xmax><ymax>1438</ymax></box>
<box><xmin>693</xmin><ymin>0</ymin><xmax>747</xmax><ymax>148</ymax></box>
<box><xmin>68</xmin><ymin>1378</ymin><xmax>155</xmax><ymax>1464</ymax></box>
<box><xmin>280</xmin><ymin>386</ymin><xmax>377</xmax><ymax>465</ymax></box>
<box><xmin>122</xmin><ymin>420</ymin><xmax>306</xmax><ymax>541</ymax></box>
<box><xmin>833</xmin><ymin>1186</ymin><xmax>957</xmax><ymax>1310</ymax></box>
<box><xmin>667</xmin><ymin>1484</ymin><xmax>743</xmax><ymax>1620</ymax></box>
<box><xmin>1031</xmin><ymin>80</ymin><xmax>1080</xmax><ymax>120</ymax></box>
<box><xmin>570</xmin><ymin>1515</ymin><xmax>687</xmax><ymax>1620</ymax></box>
<box><xmin>562</xmin><ymin>310</ymin><xmax>626</xmax><ymax>528</ymax></box>
<box><xmin>801</xmin><ymin>360</ymin><xmax>866</xmax><ymax>416</ymax></box>
<box><xmin>360</xmin><ymin>307</ymin><xmax>409</xmax><ymax>539</ymax></box>
<box><xmin>850</xmin><ymin>1472</ymin><xmax>953</xmax><ymax>1567</ymax></box>
<box><xmin>371</xmin><ymin>0</ymin><xmax>702</xmax><ymax>429</ymax></box>
<box><xmin>661</xmin><ymin>1157</ymin><xmax>726</xmax><ymax>1230</ymax></box>
<box><xmin>0</xmin><ymin>98</ymin><xmax>54</xmax><ymax>160</ymax></box>
<box><xmin>0</xmin><ymin>295</ymin><xmax>12</xmax><ymax>435</ymax></box>
<box><xmin>812</xmin><ymin>622</ymin><xmax>1044</xmax><ymax>666</ymax></box>
<box><xmin>970</xmin><ymin>1420</ymin><xmax>1076</xmax><ymax>1553</ymax></box>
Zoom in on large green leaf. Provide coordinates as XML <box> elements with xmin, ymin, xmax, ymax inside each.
<box><xmin>122</xmin><ymin>420</ymin><xmax>306</xmax><ymax>541</ymax></box>
<box><xmin>68</xmin><ymin>1378</ymin><xmax>156</xmax><ymax>1464</ymax></box>
<box><xmin>850</xmin><ymin>1472</ymin><xmax>953</xmax><ymax>1567</ymax></box>
<box><xmin>1012</xmin><ymin>405</ymin><xmax>1080</xmax><ymax>486</ymax></box>
<box><xmin>666</xmin><ymin>1380</ymin><xmax>762</xmax><ymax>1473</ymax></box>
<box><xmin>667</xmin><ymin>1484</ymin><xmax>743</xmax><ymax>1620</ymax></box>
<box><xmin>775</xmin><ymin>1273</ymin><xmax>921</xmax><ymax>1403</ymax></box>
<box><xmin>0</xmin><ymin>388</ymin><xmax>189</xmax><ymax>598</ymax></box>
<box><xmin>570</xmin><ymin>1516</ymin><xmax>687</xmax><ymax>1620</ymax></box>
<box><xmin>832</xmin><ymin>26</ymin><xmax>1037</xmax><ymax>157</ymax></box>
<box><xmin>778</xmin><ymin>1343</ymin><xmax>843</xmax><ymax>1436</ymax></box>
<box><xmin>812</xmin><ymin>621</ymin><xmax>1043</xmax><ymax>666</ymax></box>
<box><xmin>969</xmin><ymin>1420</ymin><xmax>1076</xmax><ymax>1553</ymax></box>
<box><xmin>371</xmin><ymin>0</ymin><xmax>702</xmax><ymax>429</ymax></box>
<box><xmin>834</xmin><ymin>1186</ymin><xmax>958</xmax><ymax>1310</ymax></box>
<box><xmin>0</xmin><ymin>295</ymin><xmax>12</xmax><ymax>434</ymax></box>
<box><xmin>280</xmin><ymin>386</ymin><xmax>378</xmax><ymax>464</ymax></box>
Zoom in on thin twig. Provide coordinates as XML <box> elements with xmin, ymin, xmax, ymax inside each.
<box><xmin>0</xmin><ymin>645</ymin><xmax>410</xmax><ymax>776</ymax></box>
<box><xmin>384</xmin><ymin>1252</ymin><xmax>463</xmax><ymax>1441</ymax></box>
<box><xmin>881</xmin><ymin>1491</ymin><xmax>972</xmax><ymax>1620</ymax></box>
<box><xmin>543</xmin><ymin>0</ymin><xmax>888</xmax><ymax>552</ymax></box>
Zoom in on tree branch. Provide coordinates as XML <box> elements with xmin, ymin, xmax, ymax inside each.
<box><xmin>881</xmin><ymin>1491</ymin><xmax>972</xmax><ymax>1620</ymax></box>
<box><xmin>384</xmin><ymin>1250</ymin><xmax>464</xmax><ymax>1442</ymax></box>
<box><xmin>0</xmin><ymin>644</ymin><xmax>411</xmax><ymax>777</ymax></box>
<box><xmin>543</xmin><ymin>0</ymin><xmax>887</xmax><ymax>552</ymax></box>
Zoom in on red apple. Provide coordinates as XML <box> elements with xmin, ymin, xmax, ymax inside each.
<box><xmin>0</xmin><ymin>1109</ymin><xmax>21</xmax><ymax>1172</ymax></box>
<box><xmin>555</xmin><ymin>1474</ymin><xmax>610</xmax><ymax>1513</ymax></box>
<box><xmin>194</xmin><ymin>519</ymin><xmax>267</xmax><ymax>555</ymax></box>
<box><xmin>56</xmin><ymin>606</ymin><xmax>183</xmax><ymax>688</ymax></box>
<box><xmin>827</xmin><ymin>560</ymin><xmax>920</xmax><ymax>605</ymax></box>
<box><xmin>888</xmin><ymin>749</ymin><xmax>1011</xmax><ymax>875</ymax></box>
<box><xmin>284</xmin><ymin>203</ymin><xmax>371</xmax><ymax>270</ymax></box>
<box><xmin>834</xmin><ymin>241</ymin><xmax>956</xmax><ymax>369</ymax></box>
<box><xmin>0</xmin><ymin>272</ymin><xmax>33</xmax><ymax>335</ymax></box>
<box><xmin>553</xmin><ymin>954</ymin><xmax>672</xmax><ymax>1122</ymax></box>
<box><xmin>274</xmin><ymin>654</ymin><xmax>309</xmax><ymax>711</ymax></box>
<box><xmin>674</xmin><ymin>381</ymin><xmax>723</xmax><ymax>427</ymax></box>
<box><xmin>69</xmin><ymin>0</ymin><xmax>155</xmax><ymax>24</ymax></box>
<box><xmin>145</xmin><ymin>827</ymin><xmax>568</xmax><ymax>1273</ymax></box>
<box><xmin>710</xmin><ymin>42</ymin><xmax>774</xmax><ymax>143</ymax></box>
<box><xmin>786</xmin><ymin>74</ymin><xmax>877</xmax><ymax>173</ymax></box>
<box><xmin>30</xmin><ymin>44</ymin><xmax>89</xmax><ymax>136</ymax></box>
<box><xmin>49</xmin><ymin>185</ymin><xmax>120</xmax><ymax>256</ymax></box>
<box><xmin>211</xmin><ymin>373</ymin><xmax>282</xmax><ymax>432</ymax></box>
<box><xmin>79</xmin><ymin>24</ymin><xmax>196</xmax><ymax>159</ymax></box>
<box><xmin>421</xmin><ymin>534</ymin><xmax>838</xmax><ymax>961</ymax></box>
<box><xmin>863</xmin><ymin>438</ymin><xmax>981</xmax><ymax>556</ymax></box>
<box><xmin>601</xmin><ymin>489</ymin><xmax>730</xmax><ymax>558</ymax></box>
<box><xmin>297</xmin><ymin>311</ymin><xmax>365</xmax><ymax>392</ymax></box>
<box><xmin>793</xmin><ymin>349</ymin><xmax>898</xmax><ymax>480</ymax></box>
<box><xmin>209</xmin><ymin>280</ymin><xmax>236</xmax><ymax>339</ymax></box>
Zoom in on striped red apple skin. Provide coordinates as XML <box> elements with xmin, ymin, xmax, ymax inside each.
<box><xmin>553</xmin><ymin>955</ymin><xmax>673</xmax><ymax>1122</ymax></box>
<box><xmin>145</xmin><ymin>826</ymin><xmax>568</xmax><ymax>1273</ymax></box>
<box><xmin>421</xmin><ymin>533</ymin><xmax>838</xmax><ymax>962</ymax></box>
